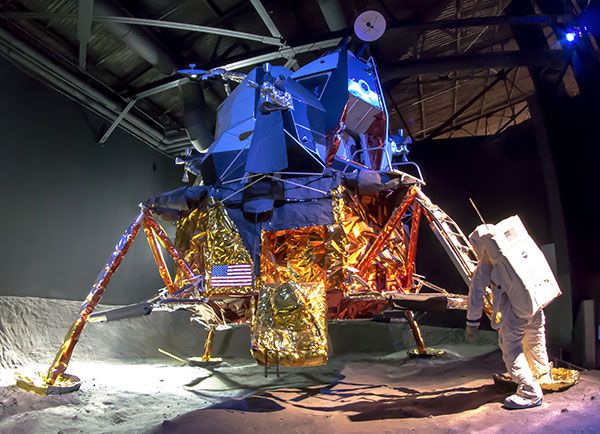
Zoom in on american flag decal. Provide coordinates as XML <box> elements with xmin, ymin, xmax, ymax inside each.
<box><xmin>210</xmin><ymin>264</ymin><xmax>253</xmax><ymax>287</ymax></box>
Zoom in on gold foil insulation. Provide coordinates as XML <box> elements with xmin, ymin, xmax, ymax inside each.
<box><xmin>405</xmin><ymin>201</ymin><xmax>422</xmax><ymax>288</ymax></box>
<box><xmin>331</xmin><ymin>185</ymin><xmax>408</xmax><ymax>294</ymax></box>
<box><xmin>251</xmin><ymin>282</ymin><xmax>328</xmax><ymax>367</ymax></box>
<box><xmin>326</xmin><ymin>290</ymin><xmax>388</xmax><ymax>320</ymax></box>
<box><xmin>255</xmin><ymin>227</ymin><xmax>330</xmax><ymax>366</ymax></box>
<box><xmin>353</xmin><ymin>186</ymin><xmax>416</xmax><ymax>284</ymax></box>
<box><xmin>175</xmin><ymin>206</ymin><xmax>207</xmax><ymax>284</ymax></box>
<box><xmin>496</xmin><ymin>367</ymin><xmax>580</xmax><ymax>393</ymax></box>
<box><xmin>144</xmin><ymin>223</ymin><xmax>175</xmax><ymax>293</ymax></box>
<box><xmin>31</xmin><ymin>178</ymin><xmax>503</xmax><ymax>386</ymax></box>
<box><xmin>143</xmin><ymin>211</ymin><xmax>195</xmax><ymax>281</ymax></box>
<box><xmin>16</xmin><ymin>372</ymin><xmax>81</xmax><ymax>396</ymax></box>
<box><xmin>175</xmin><ymin>199</ymin><xmax>253</xmax><ymax>295</ymax></box>
<box><xmin>260</xmin><ymin>226</ymin><xmax>327</xmax><ymax>285</ymax></box>
<box><xmin>543</xmin><ymin>367</ymin><xmax>580</xmax><ymax>392</ymax></box>
<box><xmin>255</xmin><ymin>185</ymin><xmax>415</xmax><ymax>325</ymax></box>
<box><xmin>252</xmin><ymin>185</ymin><xmax>417</xmax><ymax>366</ymax></box>
<box><xmin>251</xmin><ymin>185</ymin><xmax>428</xmax><ymax>365</ymax></box>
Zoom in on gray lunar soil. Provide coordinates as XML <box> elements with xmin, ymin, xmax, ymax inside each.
<box><xmin>0</xmin><ymin>295</ymin><xmax>597</xmax><ymax>434</ymax></box>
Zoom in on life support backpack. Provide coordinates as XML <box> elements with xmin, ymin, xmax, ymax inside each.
<box><xmin>470</xmin><ymin>216</ymin><xmax>561</xmax><ymax>319</ymax></box>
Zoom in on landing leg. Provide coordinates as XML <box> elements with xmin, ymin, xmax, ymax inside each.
<box><xmin>16</xmin><ymin>212</ymin><xmax>145</xmax><ymax>395</ymax></box>
<box><xmin>405</xmin><ymin>310</ymin><xmax>445</xmax><ymax>358</ymax></box>
<box><xmin>188</xmin><ymin>325</ymin><xmax>223</xmax><ymax>366</ymax></box>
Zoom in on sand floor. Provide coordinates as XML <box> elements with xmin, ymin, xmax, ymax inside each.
<box><xmin>0</xmin><ymin>296</ymin><xmax>596</xmax><ymax>434</ymax></box>
<box><xmin>147</xmin><ymin>351</ymin><xmax>600</xmax><ymax>434</ymax></box>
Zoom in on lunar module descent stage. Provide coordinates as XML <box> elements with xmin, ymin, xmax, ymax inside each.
<box><xmin>17</xmin><ymin>41</ymin><xmax>497</xmax><ymax>395</ymax></box>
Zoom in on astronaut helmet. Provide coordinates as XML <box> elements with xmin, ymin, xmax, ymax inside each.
<box><xmin>468</xmin><ymin>224</ymin><xmax>496</xmax><ymax>256</ymax></box>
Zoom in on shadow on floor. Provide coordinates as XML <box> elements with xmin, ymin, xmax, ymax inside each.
<box><xmin>344</xmin><ymin>384</ymin><xmax>504</xmax><ymax>420</ymax></box>
<box><xmin>207</xmin><ymin>383</ymin><xmax>504</xmax><ymax>421</ymax></box>
<box><xmin>0</xmin><ymin>385</ymin><xmax>80</xmax><ymax>421</ymax></box>
<box><xmin>183</xmin><ymin>362</ymin><xmax>346</xmax><ymax>399</ymax></box>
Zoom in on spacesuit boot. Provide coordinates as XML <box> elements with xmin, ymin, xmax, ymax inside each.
<box><xmin>498</xmin><ymin>310</ymin><xmax>546</xmax><ymax>409</ymax></box>
<box><xmin>504</xmin><ymin>392</ymin><xmax>542</xmax><ymax>409</ymax></box>
<box><xmin>502</xmin><ymin>352</ymin><xmax>544</xmax><ymax>409</ymax></box>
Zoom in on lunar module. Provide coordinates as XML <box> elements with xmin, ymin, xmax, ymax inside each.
<box><xmin>17</xmin><ymin>40</ymin><xmax>497</xmax><ymax>395</ymax></box>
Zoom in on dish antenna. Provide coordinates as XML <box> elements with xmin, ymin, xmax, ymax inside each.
<box><xmin>354</xmin><ymin>10</ymin><xmax>386</xmax><ymax>42</ymax></box>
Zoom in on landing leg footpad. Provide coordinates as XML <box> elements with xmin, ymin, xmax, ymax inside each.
<box><xmin>407</xmin><ymin>348</ymin><xmax>445</xmax><ymax>358</ymax></box>
<box><xmin>493</xmin><ymin>367</ymin><xmax>580</xmax><ymax>394</ymax></box>
<box><xmin>15</xmin><ymin>372</ymin><xmax>81</xmax><ymax>395</ymax></box>
<box><xmin>187</xmin><ymin>357</ymin><xmax>223</xmax><ymax>367</ymax></box>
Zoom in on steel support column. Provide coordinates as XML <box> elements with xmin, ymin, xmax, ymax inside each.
<box><xmin>506</xmin><ymin>0</ymin><xmax>576</xmax><ymax>351</ymax></box>
<box><xmin>76</xmin><ymin>0</ymin><xmax>94</xmax><ymax>70</ymax></box>
<box><xmin>98</xmin><ymin>98</ymin><xmax>137</xmax><ymax>144</ymax></box>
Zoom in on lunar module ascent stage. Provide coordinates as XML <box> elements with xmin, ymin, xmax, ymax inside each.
<box><xmin>17</xmin><ymin>42</ymin><xmax>495</xmax><ymax>395</ymax></box>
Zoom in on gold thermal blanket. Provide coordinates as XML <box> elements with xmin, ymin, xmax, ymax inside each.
<box><xmin>331</xmin><ymin>185</ymin><xmax>408</xmax><ymax>294</ymax></box>
<box><xmin>251</xmin><ymin>282</ymin><xmax>328</xmax><ymax>367</ymax></box>
<box><xmin>175</xmin><ymin>199</ymin><xmax>253</xmax><ymax>295</ymax></box>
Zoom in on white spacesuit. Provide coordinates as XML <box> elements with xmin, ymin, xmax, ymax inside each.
<box><xmin>465</xmin><ymin>216</ymin><xmax>561</xmax><ymax>409</ymax></box>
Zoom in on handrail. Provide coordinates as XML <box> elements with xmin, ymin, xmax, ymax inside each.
<box><xmin>392</xmin><ymin>161</ymin><xmax>425</xmax><ymax>183</ymax></box>
<box><xmin>344</xmin><ymin>146</ymin><xmax>393</xmax><ymax>173</ymax></box>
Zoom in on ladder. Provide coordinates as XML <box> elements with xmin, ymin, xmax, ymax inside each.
<box><xmin>415</xmin><ymin>188</ymin><xmax>494</xmax><ymax>316</ymax></box>
<box><xmin>415</xmin><ymin>189</ymin><xmax>478</xmax><ymax>284</ymax></box>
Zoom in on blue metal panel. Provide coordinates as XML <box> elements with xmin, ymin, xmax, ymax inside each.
<box><xmin>291</xmin><ymin>52</ymin><xmax>340</xmax><ymax>79</ymax></box>
<box><xmin>245</xmin><ymin>110</ymin><xmax>287</xmax><ymax>173</ymax></box>
<box><xmin>215</xmin><ymin>69</ymin><xmax>258</xmax><ymax>138</ymax></box>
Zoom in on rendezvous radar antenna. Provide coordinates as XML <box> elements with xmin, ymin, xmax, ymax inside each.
<box><xmin>354</xmin><ymin>10</ymin><xmax>387</xmax><ymax>42</ymax></box>
<box><xmin>469</xmin><ymin>198</ymin><xmax>487</xmax><ymax>226</ymax></box>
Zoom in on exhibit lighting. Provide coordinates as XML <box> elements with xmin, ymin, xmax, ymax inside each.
<box><xmin>565</xmin><ymin>31</ymin><xmax>576</xmax><ymax>42</ymax></box>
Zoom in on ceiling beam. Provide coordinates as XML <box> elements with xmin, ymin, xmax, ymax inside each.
<box><xmin>381</xmin><ymin>50</ymin><xmax>567</xmax><ymax>83</ymax></box>
<box><xmin>404</xmin><ymin>74</ymin><xmax>491</xmax><ymax>108</ymax></box>
<box><xmin>419</xmin><ymin>93</ymin><xmax>532</xmax><ymax>139</ymax></box>
<box><xmin>129</xmin><ymin>37</ymin><xmax>342</xmax><ymax>99</ymax></box>
<box><xmin>416</xmin><ymin>35</ymin><xmax>426</xmax><ymax>139</ymax></box>
<box><xmin>250</xmin><ymin>0</ymin><xmax>282</xmax><ymax>38</ymax></box>
<box><xmin>422</xmin><ymin>68</ymin><xmax>512</xmax><ymax>141</ymax></box>
<box><xmin>0</xmin><ymin>25</ymin><xmax>180</xmax><ymax>154</ymax></box>
<box><xmin>388</xmin><ymin>14</ymin><xmax>571</xmax><ymax>33</ymax></box>
<box><xmin>452</xmin><ymin>0</ymin><xmax>461</xmax><ymax>133</ymax></box>
<box><xmin>497</xmin><ymin>102</ymin><xmax>528</xmax><ymax>134</ymax></box>
<box><xmin>0</xmin><ymin>11</ymin><xmax>284</xmax><ymax>46</ymax></box>
<box><xmin>201</xmin><ymin>1</ymin><xmax>252</xmax><ymax>57</ymax></box>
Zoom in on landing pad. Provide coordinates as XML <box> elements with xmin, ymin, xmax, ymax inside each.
<box><xmin>15</xmin><ymin>371</ymin><xmax>81</xmax><ymax>396</ymax></box>
<box><xmin>187</xmin><ymin>357</ymin><xmax>224</xmax><ymax>367</ymax></box>
<box><xmin>493</xmin><ymin>367</ymin><xmax>581</xmax><ymax>394</ymax></box>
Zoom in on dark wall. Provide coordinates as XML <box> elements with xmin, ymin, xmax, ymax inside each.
<box><xmin>412</xmin><ymin>123</ymin><xmax>552</xmax><ymax>292</ymax></box>
<box><xmin>408</xmin><ymin>123</ymin><xmax>571</xmax><ymax>346</ymax></box>
<box><xmin>504</xmin><ymin>0</ymin><xmax>598</xmax><ymax>361</ymax></box>
<box><xmin>0</xmin><ymin>57</ymin><xmax>182</xmax><ymax>305</ymax></box>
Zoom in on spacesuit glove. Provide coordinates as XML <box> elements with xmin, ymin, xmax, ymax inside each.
<box><xmin>465</xmin><ymin>324</ymin><xmax>479</xmax><ymax>342</ymax></box>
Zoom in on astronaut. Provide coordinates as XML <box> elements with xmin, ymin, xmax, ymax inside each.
<box><xmin>465</xmin><ymin>216</ymin><xmax>561</xmax><ymax>409</ymax></box>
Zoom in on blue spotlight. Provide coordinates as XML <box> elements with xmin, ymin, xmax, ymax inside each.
<box><xmin>565</xmin><ymin>32</ymin><xmax>576</xmax><ymax>42</ymax></box>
